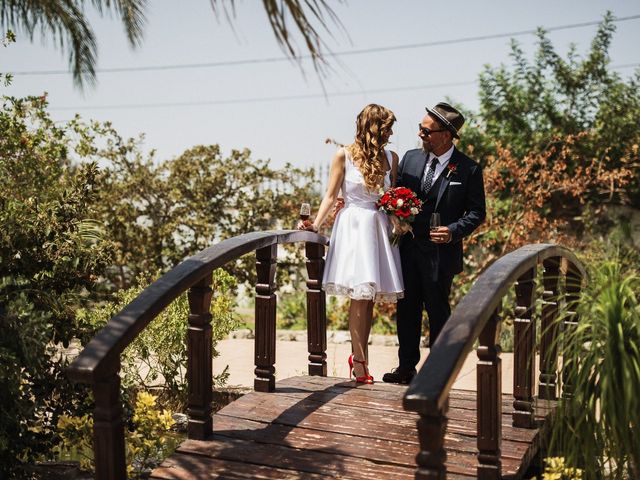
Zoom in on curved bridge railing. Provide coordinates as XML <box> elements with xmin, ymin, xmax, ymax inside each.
<box><xmin>67</xmin><ymin>230</ymin><xmax>329</xmax><ymax>480</ymax></box>
<box><xmin>403</xmin><ymin>243</ymin><xmax>587</xmax><ymax>479</ymax></box>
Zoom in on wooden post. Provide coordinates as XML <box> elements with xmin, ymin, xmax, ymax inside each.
<box><xmin>477</xmin><ymin>306</ymin><xmax>502</xmax><ymax>480</ymax></box>
<box><xmin>305</xmin><ymin>242</ymin><xmax>327</xmax><ymax>376</ymax></box>
<box><xmin>512</xmin><ymin>267</ymin><xmax>536</xmax><ymax>428</ymax></box>
<box><xmin>187</xmin><ymin>275</ymin><xmax>214</xmax><ymax>439</ymax></box>
<box><xmin>255</xmin><ymin>244</ymin><xmax>277</xmax><ymax>392</ymax></box>
<box><xmin>415</xmin><ymin>399</ymin><xmax>449</xmax><ymax>480</ymax></box>
<box><xmin>562</xmin><ymin>265</ymin><xmax>582</xmax><ymax>399</ymax></box>
<box><xmin>539</xmin><ymin>257</ymin><xmax>560</xmax><ymax>400</ymax></box>
<box><xmin>92</xmin><ymin>365</ymin><xmax>126</xmax><ymax>480</ymax></box>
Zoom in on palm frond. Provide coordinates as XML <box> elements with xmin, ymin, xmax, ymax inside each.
<box><xmin>210</xmin><ymin>0</ymin><xmax>345</xmax><ymax>76</ymax></box>
<box><xmin>90</xmin><ymin>0</ymin><xmax>147</xmax><ymax>46</ymax></box>
<box><xmin>0</xmin><ymin>0</ymin><xmax>147</xmax><ymax>88</ymax></box>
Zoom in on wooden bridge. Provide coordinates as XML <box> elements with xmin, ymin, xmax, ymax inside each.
<box><xmin>67</xmin><ymin>232</ymin><xmax>586</xmax><ymax>479</ymax></box>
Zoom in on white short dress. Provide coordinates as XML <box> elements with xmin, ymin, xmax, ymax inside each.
<box><xmin>322</xmin><ymin>148</ymin><xmax>404</xmax><ymax>303</ymax></box>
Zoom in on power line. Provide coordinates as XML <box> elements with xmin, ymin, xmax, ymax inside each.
<box><xmin>50</xmin><ymin>80</ymin><xmax>478</xmax><ymax>111</ymax></box>
<box><xmin>611</xmin><ymin>62</ymin><xmax>640</xmax><ymax>70</ymax></box>
<box><xmin>48</xmin><ymin>62</ymin><xmax>640</xmax><ymax>112</ymax></box>
<box><xmin>12</xmin><ymin>14</ymin><xmax>640</xmax><ymax>76</ymax></box>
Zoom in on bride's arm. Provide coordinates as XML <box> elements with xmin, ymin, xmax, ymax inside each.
<box><xmin>298</xmin><ymin>149</ymin><xmax>346</xmax><ymax>232</ymax></box>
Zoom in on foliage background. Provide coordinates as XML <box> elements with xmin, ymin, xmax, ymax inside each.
<box><xmin>0</xmin><ymin>90</ymin><xmax>318</xmax><ymax>476</ymax></box>
<box><xmin>1</xmin><ymin>12</ymin><xmax>639</xmax><ymax>477</ymax></box>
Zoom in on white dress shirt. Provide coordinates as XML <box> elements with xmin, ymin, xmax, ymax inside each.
<box><xmin>422</xmin><ymin>144</ymin><xmax>455</xmax><ymax>186</ymax></box>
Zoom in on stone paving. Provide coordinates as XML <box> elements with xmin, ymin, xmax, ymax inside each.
<box><xmin>215</xmin><ymin>330</ymin><xmax>515</xmax><ymax>393</ymax></box>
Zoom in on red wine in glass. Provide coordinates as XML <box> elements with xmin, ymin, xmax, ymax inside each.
<box><xmin>300</xmin><ymin>203</ymin><xmax>311</xmax><ymax>222</ymax></box>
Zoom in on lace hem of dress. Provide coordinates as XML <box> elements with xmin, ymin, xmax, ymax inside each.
<box><xmin>323</xmin><ymin>282</ymin><xmax>404</xmax><ymax>303</ymax></box>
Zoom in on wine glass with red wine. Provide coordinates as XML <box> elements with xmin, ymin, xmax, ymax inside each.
<box><xmin>300</xmin><ymin>203</ymin><xmax>311</xmax><ymax>222</ymax></box>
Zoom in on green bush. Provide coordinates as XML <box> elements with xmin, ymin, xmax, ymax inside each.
<box><xmin>55</xmin><ymin>391</ymin><xmax>180</xmax><ymax>478</ymax></box>
<box><xmin>325</xmin><ymin>296</ymin><xmax>399</xmax><ymax>335</ymax></box>
<box><xmin>549</xmin><ymin>256</ymin><xmax>640</xmax><ymax>478</ymax></box>
<box><xmin>0</xmin><ymin>95</ymin><xmax>113</xmax><ymax>477</ymax></box>
<box><xmin>277</xmin><ymin>291</ymin><xmax>307</xmax><ymax>329</ymax></box>
<box><xmin>540</xmin><ymin>457</ymin><xmax>583</xmax><ymax>480</ymax></box>
<box><xmin>78</xmin><ymin>268</ymin><xmax>240</xmax><ymax>409</ymax></box>
<box><xmin>326</xmin><ymin>296</ymin><xmax>349</xmax><ymax>331</ymax></box>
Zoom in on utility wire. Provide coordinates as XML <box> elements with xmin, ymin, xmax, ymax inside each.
<box><xmin>12</xmin><ymin>14</ymin><xmax>640</xmax><ymax>76</ymax></box>
<box><xmin>50</xmin><ymin>81</ymin><xmax>478</xmax><ymax>111</ymax></box>
<box><xmin>49</xmin><ymin>61</ymin><xmax>639</xmax><ymax>112</ymax></box>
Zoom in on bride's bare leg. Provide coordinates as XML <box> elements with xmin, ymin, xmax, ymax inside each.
<box><xmin>349</xmin><ymin>299</ymin><xmax>374</xmax><ymax>377</ymax></box>
<box><xmin>364</xmin><ymin>301</ymin><xmax>374</xmax><ymax>362</ymax></box>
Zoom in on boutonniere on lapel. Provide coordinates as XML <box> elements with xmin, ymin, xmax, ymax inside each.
<box><xmin>445</xmin><ymin>163</ymin><xmax>458</xmax><ymax>179</ymax></box>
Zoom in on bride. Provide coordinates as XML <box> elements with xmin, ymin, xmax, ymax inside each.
<box><xmin>298</xmin><ymin>104</ymin><xmax>404</xmax><ymax>384</ymax></box>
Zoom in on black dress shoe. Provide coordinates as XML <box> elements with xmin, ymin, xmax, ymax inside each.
<box><xmin>382</xmin><ymin>367</ymin><xmax>417</xmax><ymax>384</ymax></box>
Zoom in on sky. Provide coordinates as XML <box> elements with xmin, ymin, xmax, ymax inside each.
<box><xmin>2</xmin><ymin>1</ymin><xmax>639</xmax><ymax>179</ymax></box>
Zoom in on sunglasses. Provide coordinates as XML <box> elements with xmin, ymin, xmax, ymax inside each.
<box><xmin>418</xmin><ymin>124</ymin><xmax>447</xmax><ymax>136</ymax></box>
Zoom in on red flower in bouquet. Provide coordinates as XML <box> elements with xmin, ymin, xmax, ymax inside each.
<box><xmin>376</xmin><ymin>187</ymin><xmax>423</xmax><ymax>246</ymax></box>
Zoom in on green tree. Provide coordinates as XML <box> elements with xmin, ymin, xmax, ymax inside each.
<box><xmin>77</xmin><ymin>122</ymin><xmax>319</xmax><ymax>288</ymax></box>
<box><xmin>446</xmin><ymin>14</ymin><xmax>639</xmax><ymax>312</ymax></box>
<box><xmin>1</xmin><ymin>1</ymin><xmax>341</xmax><ymax>88</ymax></box>
<box><xmin>0</xmin><ymin>94</ymin><xmax>113</xmax><ymax>476</ymax></box>
<box><xmin>0</xmin><ymin>85</ymin><xmax>320</xmax><ymax>476</ymax></box>
<box><xmin>467</xmin><ymin>12</ymin><xmax>640</xmax><ymax>207</ymax></box>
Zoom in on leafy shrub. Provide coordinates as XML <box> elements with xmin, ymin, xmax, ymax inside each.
<box><xmin>326</xmin><ymin>296</ymin><xmax>349</xmax><ymax>331</ymax></box>
<box><xmin>277</xmin><ymin>291</ymin><xmax>307</xmax><ymax>329</ymax></box>
<box><xmin>0</xmin><ymin>94</ymin><xmax>113</xmax><ymax>477</ymax></box>
<box><xmin>326</xmin><ymin>296</ymin><xmax>399</xmax><ymax>335</ymax></box>
<box><xmin>89</xmin><ymin>136</ymin><xmax>319</xmax><ymax>290</ymax></box>
<box><xmin>372</xmin><ymin>302</ymin><xmax>398</xmax><ymax>335</ymax></box>
<box><xmin>540</xmin><ymin>457</ymin><xmax>583</xmax><ymax>480</ymax></box>
<box><xmin>277</xmin><ymin>291</ymin><xmax>399</xmax><ymax>334</ymax></box>
<box><xmin>453</xmin><ymin>14</ymin><xmax>639</xmax><ymax>296</ymax></box>
<box><xmin>55</xmin><ymin>391</ymin><xmax>179</xmax><ymax>478</ymax></box>
<box><xmin>0</xmin><ymin>82</ymin><xmax>315</xmax><ymax>477</ymax></box>
<box><xmin>78</xmin><ymin>268</ymin><xmax>240</xmax><ymax>409</ymax></box>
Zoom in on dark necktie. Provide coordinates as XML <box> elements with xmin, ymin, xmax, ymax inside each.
<box><xmin>421</xmin><ymin>156</ymin><xmax>438</xmax><ymax>192</ymax></box>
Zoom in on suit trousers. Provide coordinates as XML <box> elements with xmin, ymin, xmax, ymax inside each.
<box><xmin>396</xmin><ymin>239</ymin><xmax>454</xmax><ymax>370</ymax></box>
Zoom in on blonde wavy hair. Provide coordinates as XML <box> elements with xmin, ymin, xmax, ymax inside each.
<box><xmin>347</xmin><ymin>104</ymin><xmax>396</xmax><ymax>192</ymax></box>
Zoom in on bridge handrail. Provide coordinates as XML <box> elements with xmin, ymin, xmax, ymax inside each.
<box><xmin>68</xmin><ymin>230</ymin><xmax>327</xmax><ymax>383</ymax></box>
<box><xmin>67</xmin><ymin>229</ymin><xmax>329</xmax><ymax>480</ymax></box>
<box><xmin>403</xmin><ymin>243</ymin><xmax>586</xmax><ymax>478</ymax></box>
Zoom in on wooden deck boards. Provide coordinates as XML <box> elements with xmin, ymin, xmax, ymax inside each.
<box><xmin>151</xmin><ymin>376</ymin><xmax>552</xmax><ymax>479</ymax></box>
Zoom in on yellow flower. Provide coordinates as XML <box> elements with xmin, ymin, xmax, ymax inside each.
<box><xmin>541</xmin><ymin>457</ymin><xmax>584</xmax><ymax>480</ymax></box>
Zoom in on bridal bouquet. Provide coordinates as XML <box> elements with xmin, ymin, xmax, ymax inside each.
<box><xmin>376</xmin><ymin>187</ymin><xmax>423</xmax><ymax>246</ymax></box>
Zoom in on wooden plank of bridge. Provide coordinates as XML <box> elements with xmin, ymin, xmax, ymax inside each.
<box><xmin>151</xmin><ymin>376</ymin><xmax>554</xmax><ymax>480</ymax></box>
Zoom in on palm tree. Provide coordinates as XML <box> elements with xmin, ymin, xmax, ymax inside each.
<box><xmin>0</xmin><ymin>0</ymin><xmax>146</xmax><ymax>88</ymax></box>
<box><xmin>211</xmin><ymin>0</ymin><xmax>342</xmax><ymax>75</ymax></box>
<box><xmin>0</xmin><ymin>0</ymin><xmax>341</xmax><ymax>89</ymax></box>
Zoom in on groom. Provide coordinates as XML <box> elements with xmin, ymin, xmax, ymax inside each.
<box><xmin>383</xmin><ymin>102</ymin><xmax>486</xmax><ymax>384</ymax></box>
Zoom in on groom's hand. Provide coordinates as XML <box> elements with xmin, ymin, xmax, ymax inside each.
<box><xmin>430</xmin><ymin>226</ymin><xmax>452</xmax><ymax>244</ymax></box>
<box><xmin>332</xmin><ymin>197</ymin><xmax>345</xmax><ymax>217</ymax></box>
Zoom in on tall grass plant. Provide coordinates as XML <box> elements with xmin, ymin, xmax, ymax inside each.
<box><xmin>550</xmin><ymin>257</ymin><xmax>640</xmax><ymax>478</ymax></box>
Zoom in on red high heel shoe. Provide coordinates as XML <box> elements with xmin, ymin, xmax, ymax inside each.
<box><xmin>348</xmin><ymin>354</ymin><xmax>374</xmax><ymax>384</ymax></box>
